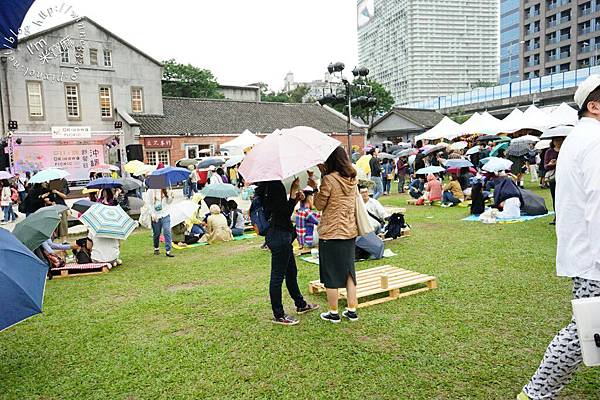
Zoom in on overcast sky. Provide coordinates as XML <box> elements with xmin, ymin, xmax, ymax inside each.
<box><xmin>23</xmin><ymin>0</ymin><xmax>359</xmax><ymax>91</ymax></box>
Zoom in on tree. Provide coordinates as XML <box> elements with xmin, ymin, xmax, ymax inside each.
<box><xmin>162</xmin><ymin>59</ymin><xmax>224</xmax><ymax>99</ymax></box>
<box><xmin>332</xmin><ymin>78</ymin><xmax>394</xmax><ymax>124</ymax></box>
<box><xmin>258</xmin><ymin>83</ymin><xmax>311</xmax><ymax>103</ymax></box>
<box><xmin>288</xmin><ymin>85</ymin><xmax>310</xmax><ymax>103</ymax></box>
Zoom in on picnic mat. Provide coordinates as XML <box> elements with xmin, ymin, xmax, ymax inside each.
<box><xmin>52</xmin><ymin>263</ymin><xmax>112</xmax><ymax>271</ymax></box>
<box><xmin>171</xmin><ymin>233</ymin><xmax>257</xmax><ymax>250</ymax></box>
<box><xmin>301</xmin><ymin>249</ymin><xmax>397</xmax><ymax>265</ymax></box>
<box><xmin>462</xmin><ymin>212</ymin><xmax>555</xmax><ymax>224</ymax></box>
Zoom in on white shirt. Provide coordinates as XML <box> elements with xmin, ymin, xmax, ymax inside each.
<box><xmin>364</xmin><ymin>197</ymin><xmax>388</xmax><ymax>232</ymax></box>
<box><xmin>555</xmin><ymin>117</ymin><xmax>600</xmax><ymax>281</ymax></box>
<box><xmin>147</xmin><ymin>189</ymin><xmax>173</xmax><ymax>219</ymax></box>
<box><xmin>209</xmin><ymin>173</ymin><xmax>223</xmax><ymax>185</ymax></box>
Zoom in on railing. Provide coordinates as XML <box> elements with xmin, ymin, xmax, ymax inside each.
<box><xmin>526</xmin><ymin>43</ymin><xmax>541</xmax><ymax>51</ymax></box>
<box><xmin>405</xmin><ymin>65</ymin><xmax>600</xmax><ymax>110</ymax></box>
<box><xmin>526</xmin><ymin>27</ymin><xmax>541</xmax><ymax>35</ymax></box>
<box><xmin>548</xmin><ymin>0</ymin><xmax>570</xmax><ymax>11</ymax></box>
<box><xmin>527</xmin><ymin>60</ymin><xmax>540</xmax><ymax>67</ymax></box>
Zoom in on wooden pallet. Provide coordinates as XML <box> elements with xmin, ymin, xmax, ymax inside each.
<box><xmin>50</xmin><ymin>264</ymin><xmax>112</xmax><ymax>279</ymax></box>
<box><xmin>308</xmin><ymin>265</ymin><xmax>437</xmax><ymax>308</ymax></box>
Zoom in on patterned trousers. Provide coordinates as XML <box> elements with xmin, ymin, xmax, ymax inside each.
<box><xmin>523</xmin><ymin>277</ymin><xmax>600</xmax><ymax>399</ymax></box>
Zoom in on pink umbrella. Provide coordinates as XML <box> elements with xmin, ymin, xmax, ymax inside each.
<box><xmin>238</xmin><ymin>126</ymin><xmax>340</xmax><ymax>183</ymax></box>
<box><xmin>447</xmin><ymin>167</ymin><xmax>477</xmax><ymax>175</ymax></box>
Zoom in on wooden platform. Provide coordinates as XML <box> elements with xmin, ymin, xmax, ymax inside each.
<box><xmin>50</xmin><ymin>263</ymin><xmax>112</xmax><ymax>279</ymax></box>
<box><xmin>308</xmin><ymin>265</ymin><xmax>437</xmax><ymax>308</ymax></box>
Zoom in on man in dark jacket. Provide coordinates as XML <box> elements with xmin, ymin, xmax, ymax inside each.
<box><xmin>368</xmin><ymin>148</ymin><xmax>383</xmax><ymax>199</ymax></box>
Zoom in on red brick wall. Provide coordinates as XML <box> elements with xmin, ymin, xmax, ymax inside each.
<box><xmin>140</xmin><ymin>132</ymin><xmax>366</xmax><ymax>165</ymax></box>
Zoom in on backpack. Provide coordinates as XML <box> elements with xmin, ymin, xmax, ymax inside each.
<box><xmin>385</xmin><ymin>213</ymin><xmax>408</xmax><ymax>239</ymax></box>
<box><xmin>249</xmin><ymin>195</ymin><xmax>270</xmax><ymax>236</ymax></box>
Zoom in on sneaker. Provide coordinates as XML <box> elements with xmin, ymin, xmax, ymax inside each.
<box><xmin>272</xmin><ymin>315</ymin><xmax>299</xmax><ymax>326</ymax></box>
<box><xmin>342</xmin><ymin>310</ymin><xmax>359</xmax><ymax>322</ymax></box>
<box><xmin>296</xmin><ymin>303</ymin><xmax>320</xmax><ymax>315</ymax></box>
<box><xmin>154</xmin><ymin>249</ymin><xmax>160</xmax><ymax>255</ymax></box>
<box><xmin>320</xmin><ymin>312</ymin><xmax>341</xmax><ymax>324</ymax></box>
<box><xmin>166</xmin><ymin>252</ymin><xmax>175</xmax><ymax>258</ymax></box>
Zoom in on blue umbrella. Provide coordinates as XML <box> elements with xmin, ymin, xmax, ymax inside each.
<box><xmin>87</xmin><ymin>177</ymin><xmax>122</xmax><ymax>189</ymax></box>
<box><xmin>0</xmin><ymin>228</ymin><xmax>48</xmax><ymax>331</ymax></box>
<box><xmin>0</xmin><ymin>0</ymin><xmax>36</xmax><ymax>49</ymax></box>
<box><xmin>198</xmin><ymin>158</ymin><xmax>225</xmax><ymax>169</ymax></box>
<box><xmin>146</xmin><ymin>166</ymin><xmax>190</xmax><ymax>189</ymax></box>
<box><xmin>444</xmin><ymin>159</ymin><xmax>473</xmax><ymax>169</ymax></box>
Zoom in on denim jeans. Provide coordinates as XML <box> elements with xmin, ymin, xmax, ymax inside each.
<box><xmin>231</xmin><ymin>228</ymin><xmax>244</xmax><ymax>237</ymax></box>
<box><xmin>2</xmin><ymin>205</ymin><xmax>13</xmax><ymax>222</ymax></box>
<box><xmin>382</xmin><ymin>177</ymin><xmax>391</xmax><ymax>194</ymax></box>
<box><xmin>442</xmin><ymin>191</ymin><xmax>461</xmax><ymax>205</ymax></box>
<box><xmin>265</xmin><ymin>227</ymin><xmax>307</xmax><ymax>318</ymax></box>
<box><xmin>152</xmin><ymin>215</ymin><xmax>172</xmax><ymax>252</ymax></box>
<box><xmin>371</xmin><ymin>176</ymin><xmax>383</xmax><ymax>199</ymax></box>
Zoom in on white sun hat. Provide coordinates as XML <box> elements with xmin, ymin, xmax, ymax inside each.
<box><xmin>574</xmin><ymin>75</ymin><xmax>600</xmax><ymax>109</ymax></box>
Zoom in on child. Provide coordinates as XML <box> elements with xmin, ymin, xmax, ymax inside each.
<box><xmin>425</xmin><ymin>174</ymin><xmax>442</xmax><ymax>202</ymax></box>
<box><xmin>295</xmin><ymin>189</ymin><xmax>320</xmax><ymax>248</ymax></box>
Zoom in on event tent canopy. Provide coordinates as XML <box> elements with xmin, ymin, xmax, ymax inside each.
<box><xmin>221</xmin><ymin>130</ymin><xmax>262</xmax><ymax>154</ymax></box>
<box><xmin>415</xmin><ymin>116</ymin><xmax>462</xmax><ymax>141</ymax></box>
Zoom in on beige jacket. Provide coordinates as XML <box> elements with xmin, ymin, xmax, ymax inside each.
<box><xmin>206</xmin><ymin>213</ymin><xmax>233</xmax><ymax>244</ymax></box>
<box><xmin>314</xmin><ymin>172</ymin><xmax>358</xmax><ymax>240</ymax></box>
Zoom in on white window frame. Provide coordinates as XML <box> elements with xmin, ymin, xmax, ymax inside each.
<box><xmin>103</xmin><ymin>49</ymin><xmax>112</xmax><ymax>67</ymax></box>
<box><xmin>99</xmin><ymin>86</ymin><xmax>113</xmax><ymax>118</ymax></box>
<box><xmin>131</xmin><ymin>87</ymin><xmax>144</xmax><ymax>113</ymax></box>
<box><xmin>61</xmin><ymin>47</ymin><xmax>69</xmax><ymax>63</ymax></box>
<box><xmin>26</xmin><ymin>81</ymin><xmax>44</xmax><ymax>118</ymax></box>
<box><xmin>89</xmin><ymin>48</ymin><xmax>98</xmax><ymax>65</ymax></box>
<box><xmin>185</xmin><ymin>145</ymin><xmax>199</xmax><ymax>159</ymax></box>
<box><xmin>65</xmin><ymin>84</ymin><xmax>80</xmax><ymax>119</ymax></box>
<box><xmin>146</xmin><ymin>150</ymin><xmax>170</xmax><ymax>166</ymax></box>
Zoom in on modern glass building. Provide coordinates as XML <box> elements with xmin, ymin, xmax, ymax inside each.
<box><xmin>500</xmin><ymin>0</ymin><xmax>522</xmax><ymax>84</ymax></box>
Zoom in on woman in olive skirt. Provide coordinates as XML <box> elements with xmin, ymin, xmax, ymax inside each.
<box><xmin>310</xmin><ymin>147</ymin><xmax>360</xmax><ymax>323</ymax></box>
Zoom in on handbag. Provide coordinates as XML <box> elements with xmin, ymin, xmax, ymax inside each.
<box><xmin>355</xmin><ymin>187</ymin><xmax>374</xmax><ymax>236</ymax></box>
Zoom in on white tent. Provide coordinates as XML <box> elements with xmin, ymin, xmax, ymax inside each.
<box><xmin>221</xmin><ymin>130</ymin><xmax>262</xmax><ymax>154</ymax></box>
<box><xmin>478</xmin><ymin>112</ymin><xmax>503</xmax><ymax>135</ymax></box>
<box><xmin>547</xmin><ymin>103</ymin><xmax>578</xmax><ymax>127</ymax></box>
<box><xmin>521</xmin><ymin>105</ymin><xmax>550</xmax><ymax>131</ymax></box>
<box><xmin>499</xmin><ymin>108</ymin><xmax>525</xmax><ymax>133</ymax></box>
<box><xmin>458</xmin><ymin>112</ymin><xmax>482</xmax><ymax>135</ymax></box>
<box><xmin>415</xmin><ymin>116</ymin><xmax>462</xmax><ymax>141</ymax></box>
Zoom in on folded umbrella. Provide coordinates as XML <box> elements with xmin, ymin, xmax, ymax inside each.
<box><xmin>169</xmin><ymin>200</ymin><xmax>200</xmax><ymax>227</ymax></box>
<box><xmin>86</xmin><ymin>177</ymin><xmax>123</xmax><ymax>190</ymax></box>
<box><xmin>146</xmin><ymin>166</ymin><xmax>190</xmax><ymax>189</ymax></box>
<box><xmin>200</xmin><ymin>183</ymin><xmax>240</xmax><ymax>199</ymax></box>
<box><xmin>29</xmin><ymin>168</ymin><xmax>69</xmax><ymax>184</ymax></box>
<box><xmin>116</xmin><ymin>177</ymin><xmax>142</xmax><ymax>192</ymax></box>
<box><xmin>72</xmin><ymin>199</ymin><xmax>95</xmax><ymax>214</ymax></box>
<box><xmin>12</xmin><ymin>207</ymin><xmax>61</xmax><ymax>250</ymax></box>
<box><xmin>415</xmin><ymin>166</ymin><xmax>446</xmax><ymax>175</ymax></box>
<box><xmin>0</xmin><ymin>228</ymin><xmax>48</xmax><ymax>331</ymax></box>
<box><xmin>482</xmin><ymin>157</ymin><xmax>513</xmax><ymax>173</ymax></box>
<box><xmin>239</xmin><ymin>126</ymin><xmax>340</xmax><ymax>183</ymax></box>
<box><xmin>198</xmin><ymin>158</ymin><xmax>225</xmax><ymax>169</ymax></box>
<box><xmin>445</xmin><ymin>159</ymin><xmax>473</xmax><ymax>169</ymax></box>
<box><xmin>80</xmin><ymin>204</ymin><xmax>137</xmax><ymax>240</ymax></box>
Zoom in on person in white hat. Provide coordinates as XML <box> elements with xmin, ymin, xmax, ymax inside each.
<box><xmin>518</xmin><ymin>75</ymin><xmax>600</xmax><ymax>400</ymax></box>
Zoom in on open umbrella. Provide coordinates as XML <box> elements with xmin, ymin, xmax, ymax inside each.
<box><xmin>29</xmin><ymin>168</ymin><xmax>69</xmax><ymax>184</ymax></box>
<box><xmin>89</xmin><ymin>164</ymin><xmax>119</xmax><ymax>174</ymax></box>
<box><xmin>124</xmin><ymin>160</ymin><xmax>146</xmax><ymax>174</ymax></box>
<box><xmin>0</xmin><ymin>228</ymin><xmax>48</xmax><ymax>331</ymax></box>
<box><xmin>37</xmin><ymin>204</ymin><xmax>69</xmax><ymax>214</ymax></box>
<box><xmin>0</xmin><ymin>171</ymin><xmax>13</xmax><ymax>180</ymax></box>
<box><xmin>224</xmin><ymin>155</ymin><xmax>245</xmax><ymax>168</ymax></box>
<box><xmin>444</xmin><ymin>159</ymin><xmax>473</xmax><ymax>169</ymax></box>
<box><xmin>86</xmin><ymin>177</ymin><xmax>123</xmax><ymax>190</ymax></box>
<box><xmin>415</xmin><ymin>166</ymin><xmax>445</xmax><ymax>175</ymax></box>
<box><xmin>378</xmin><ymin>152</ymin><xmax>395</xmax><ymax>160</ymax></box>
<box><xmin>540</xmin><ymin>125</ymin><xmax>574</xmax><ymax>139</ymax></box>
<box><xmin>169</xmin><ymin>200</ymin><xmax>200</xmax><ymax>227</ymax></box>
<box><xmin>382</xmin><ymin>140</ymin><xmax>394</xmax><ymax>145</ymax></box>
<box><xmin>198</xmin><ymin>158</ymin><xmax>225</xmax><ymax>169</ymax></box>
<box><xmin>535</xmin><ymin>140</ymin><xmax>552</xmax><ymax>150</ymax></box>
<box><xmin>72</xmin><ymin>199</ymin><xmax>95</xmax><ymax>214</ymax></box>
<box><xmin>422</xmin><ymin>144</ymin><xmax>446</xmax><ymax>156</ymax></box>
<box><xmin>490</xmin><ymin>142</ymin><xmax>509</xmax><ymax>157</ymax></box>
<box><xmin>239</xmin><ymin>126</ymin><xmax>340</xmax><ymax>183</ymax></box>
<box><xmin>12</xmin><ymin>207</ymin><xmax>61</xmax><ymax>251</ymax></box>
<box><xmin>465</xmin><ymin>146</ymin><xmax>480</xmax><ymax>156</ymax></box>
<box><xmin>482</xmin><ymin>157</ymin><xmax>513</xmax><ymax>173</ymax></box>
<box><xmin>116</xmin><ymin>177</ymin><xmax>142</xmax><ymax>191</ymax></box>
<box><xmin>507</xmin><ymin>141</ymin><xmax>530</xmax><ymax>157</ymax></box>
<box><xmin>0</xmin><ymin>0</ymin><xmax>36</xmax><ymax>50</ymax></box>
<box><xmin>447</xmin><ymin>167</ymin><xmax>477</xmax><ymax>175</ymax></box>
<box><xmin>200</xmin><ymin>183</ymin><xmax>240</xmax><ymax>199</ymax></box>
<box><xmin>512</xmin><ymin>134</ymin><xmax>540</xmax><ymax>143</ymax></box>
<box><xmin>450</xmin><ymin>141</ymin><xmax>468</xmax><ymax>151</ymax></box>
<box><xmin>476</xmin><ymin>135</ymin><xmax>501</xmax><ymax>143</ymax></box>
<box><xmin>80</xmin><ymin>204</ymin><xmax>137</xmax><ymax>240</ymax></box>
<box><xmin>175</xmin><ymin>159</ymin><xmax>198</xmax><ymax>168</ymax></box>
<box><xmin>146</xmin><ymin>166</ymin><xmax>190</xmax><ymax>189</ymax></box>
<box><xmin>396</xmin><ymin>148</ymin><xmax>417</xmax><ymax>157</ymax></box>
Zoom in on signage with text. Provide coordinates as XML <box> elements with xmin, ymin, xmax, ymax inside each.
<box><xmin>144</xmin><ymin>138</ymin><xmax>172</xmax><ymax>148</ymax></box>
<box><xmin>51</xmin><ymin>126</ymin><xmax>92</xmax><ymax>139</ymax></box>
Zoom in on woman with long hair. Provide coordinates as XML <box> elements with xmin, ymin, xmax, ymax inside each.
<box><xmin>147</xmin><ymin>187</ymin><xmax>174</xmax><ymax>257</ymax></box>
<box><xmin>309</xmin><ymin>146</ymin><xmax>360</xmax><ymax>323</ymax></box>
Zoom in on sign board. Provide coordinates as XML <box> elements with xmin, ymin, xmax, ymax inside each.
<box><xmin>51</xmin><ymin>126</ymin><xmax>92</xmax><ymax>139</ymax></box>
<box><xmin>144</xmin><ymin>138</ymin><xmax>172</xmax><ymax>148</ymax></box>
<box><xmin>13</xmin><ymin>144</ymin><xmax>105</xmax><ymax>181</ymax></box>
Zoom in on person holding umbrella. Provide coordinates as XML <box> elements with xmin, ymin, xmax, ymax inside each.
<box><xmin>148</xmin><ymin>188</ymin><xmax>175</xmax><ymax>257</ymax></box>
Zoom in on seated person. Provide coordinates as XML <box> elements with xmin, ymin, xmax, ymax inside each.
<box><xmin>493</xmin><ymin>173</ymin><xmax>523</xmax><ymax>219</ymax></box>
<box><xmin>73</xmin><ymin>237</ymin><xmax>94</xmax><ymax>264</ymax></box>
<box><xmin>39</xmin><ymin>233</ymin><xmax>77</xmax><ymax>269</ymax></box>
<box><xmin>205</xmin><ymin>204</ymin><xmax>233</xmax><ymax>244</ymax></box>
<box><xmin>295</xmin><ymin>189</ymin><xmax>320</xmax><ymax>248</ymax></box>
<box><xmin>441</xmin><ymin>175</ymin><xmax>465</xmax><ymax>207</ymax></box>
<box><xmin>227</xmin><ymin>200</ymin><xmax>246</xmax><ymax>237</ymax></box>
<box><xmin>458</xmin><ymin>167</ymin><xmax>474</xmax><ymax>196</ymax></box>
<box><xmin>425</xmin><ymin>174</ymin><xmax>442</xmax><ymax>202</ymax></box>
<box><xmin>409</xmin><ymin>176</ymin><xmax>425</xmax><ymax>199</ymax></box>
<box><xmin>177</xmin><ymin>207</ymin><xmax>206</xmax><ymax>247</ymax></box>
<box><xmin>91</xmin><ymin>235</ymin><xmax>122</xmax><ymax>267</ymax></box>
<box><xmin>359</xmin><ymin>187</ymin><xmax>388</xmax><ymax>234</ymax></box>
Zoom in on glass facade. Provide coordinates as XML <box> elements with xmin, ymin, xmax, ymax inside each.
<box><xmin>500</xmin><ymin>0</ymin><xmax>521</xmax><ymax>84</ymax></box>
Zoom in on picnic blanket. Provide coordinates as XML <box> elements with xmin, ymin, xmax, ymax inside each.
<box><xmin>172</xmin><ymin>233</ymin><xmax>257</xmax><ymax>250</ymax></box>
<box><xmin>52</xmin><ymin>263</ymin><xmax>112</xmax><ymax>271</ymax></box>
<box><xmin>462</xmin><ymin>212</ymin><xmax>555</xmax><ymax>224</ymax></box>
<box><xmin>301</xmin><ymin>249</ymin><xmax>397</xmax><ymax>265</ymax></box>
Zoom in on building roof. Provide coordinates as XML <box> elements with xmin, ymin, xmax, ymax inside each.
<box><xmin>371</xmin><ymin>108</ymin><xmax>444</xmax><ymax>131</ymax></box>
<box><xmin>19</xmin><ymin>16</ymin><xmax>163</xmax><ymax>67</ymax></box>
<box><xmin>135</xmin><ymin>97</ymin><xmax>364</xmax><ymax>136</ymax></box>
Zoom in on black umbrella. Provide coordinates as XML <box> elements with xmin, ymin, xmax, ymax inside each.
<box><xmin>72</xmin><ymin>199</ymin><xmax>95</xmax><ymax>213</ymax></box>
<box><xmin>476</xmin><ymin>135</ymin><xmax>501</xmax><ymax>143</ymax></box>
<box><xmin>198</xmin><ymin>158</ymin><xmax>225</xmax><ymax>169</ymax></box>
<box><xmin>117</xmin><ymin>177</ymin><xmax>143</xmax><ymax>191</ymax></box>
<box><xmin>507</xmin><ymin>141</ymin><xmax>530</xmax><ymax>157</ymax></box>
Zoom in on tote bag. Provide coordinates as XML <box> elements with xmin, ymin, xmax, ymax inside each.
<box><xmin>355</xmin><ymin>187</ymin><xmax>374</xmax><ymax>237</ymax></box>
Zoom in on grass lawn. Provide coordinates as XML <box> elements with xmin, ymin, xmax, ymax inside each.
<box><xmin>1</xmin><ymin>183</ymin><xmax>598</xmax><ymax>399</ymax></box>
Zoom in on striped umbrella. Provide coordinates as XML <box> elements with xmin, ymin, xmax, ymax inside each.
<box><xmin>80</xmin><ymin>204</ymin><xmax>137</xmax><ymax>240</ymax></box>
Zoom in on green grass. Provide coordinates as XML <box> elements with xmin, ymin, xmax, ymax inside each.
<box><xmin>1</xmin><ymin>183</ymin><xmax>598</xmax><ymax>399</ymax></box>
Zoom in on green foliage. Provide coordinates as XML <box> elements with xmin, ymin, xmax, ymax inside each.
<box><xmin>333</xmin><ymin>78</ymin><xmax>395</xmax><ymax>123</ymax></box>
<box><xmin>162</xmin><ymin>59</ymin><xmax>224</xmax><ymax>99</ymax></box>
<box><xmin>259</xmin><ymin>83</ymin><xmax>311</xmax><ymax>103</ymax></box>
<box><xmin>470</xmin><ymin>80</ymin><xmax>498</xmax><ymax>89</ymax></box>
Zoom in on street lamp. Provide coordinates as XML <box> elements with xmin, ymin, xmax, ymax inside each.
<box><xmin>318</xmin><ymin>62</ymin><xmax>376</xmax><ymax>157</ymax></box>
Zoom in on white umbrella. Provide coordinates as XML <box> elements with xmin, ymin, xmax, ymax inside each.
<box><xmin>512</xmin><ymin>135</ymin><xmax>540</xmax><ymax>143</ymax></box>
<box><xmin>29</xmin><ymin>168</ymin><xmax>69</xmax><ymax>184</ymax></box>
<box><xmin>169</xmin><ymin>200</ymin><xmax>200</xmax><ymax>227</ymax></box>
<box><xmin>540</xmin><ymin>125</ymin><xmax>574</xmax><ymax>139</ymax></box>
<box><xmin>450</xmin><ymin>141</ymin><xmax>468</xmax><ymax>151</ymax></box>
<box><xmin>482</xmin><ymin>157</ymin><xmax>513</xmax><ymax>173</ymax></box>
<box><xmin>535</xmin><ymin>140</ymin><xmax>551</xmax><ymax>150</ymax></box>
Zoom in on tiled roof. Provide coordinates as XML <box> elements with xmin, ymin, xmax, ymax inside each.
<box><xmin>372</xmin><ymin>108</ymin><xmax>444</xmax><ymax>130</ymax></box>
<box><xmin>135</xmin><ymin>97</ymin><xmax>359</xmax><ymax>136</ymax></box>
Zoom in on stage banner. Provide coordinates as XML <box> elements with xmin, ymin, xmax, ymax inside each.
<box><xmin>13</xmin><ymin>144</ymin><xmax>105</xmax><ymax>181</ymax></box>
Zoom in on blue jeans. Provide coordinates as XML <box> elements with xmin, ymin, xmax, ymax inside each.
<box><xmin>442</xmin><ymin>191</ymin><xmax>460</xmax><ymax>205</ymax></box>
<box><xmin>382</xmin><ymin>177</ymin><xmax>391</xmax><ymax>194</ymax></box>
<box><xmin>371</xmin><ymin>176</ymin><xmax>383</xmax><ymax>199</ymax></box>
<box><xmin>152</xmin><ymin>215</ymin><xmax>172</xmax><ymax>252</ymax></box>
<box><xmin>265</xmin><ymin>227</ymin><xmax>307</xmax><ymax>318</ymax></box>
<box><xmin>3</xmin><ymin>204</ymin><xmax>15</xmax><ymax>222</ymax></box>
<box><xmin>231</xmin><ymin>228</ymin><xmax>244</xmax><ymax>237</ymax></box>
